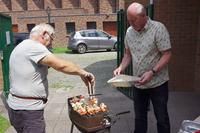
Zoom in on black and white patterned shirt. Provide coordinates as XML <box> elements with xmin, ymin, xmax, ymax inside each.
<box><xmin>125</xmin><ymin>18</ymin><xmax>171</xmax><ymax>89</ymax></box>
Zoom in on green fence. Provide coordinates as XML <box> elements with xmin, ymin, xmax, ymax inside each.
<box><xmin>116</xmin><ymin>3</ymin><xmax>154</xmax><ymax>99</ymax></box>
<box><xmin>0</xmin><ymin>13</ymin><xmax>14</xmax><ymax>97</ymax></box>
<box><xmin>117</xmin><ymin>9</ymin><xmax>134</xmax><ymax>99</ymax></box>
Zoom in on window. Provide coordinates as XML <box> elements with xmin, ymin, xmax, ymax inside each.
<box><xmin>35</xmin><ymin>0</ymin><xmax>44</xmax><ymax>9</ymax></box>
<box><xmin>95</xmin><ymin>0</ymin><xmax>100</xmax><ymax>14</ymax></box>
<box><xmin>66</xmin><ymin>22</ymin><xmax>75</xmax><ymax>34</ymax></box>
<box><xmin>80</xmin><ymin>31</ymin><xmax>86</xmax><ymax>37</ymax></box>
<box><xmin>112</xmin><ymin>0</ymin><xmax>117</xmax><ymax>13</ymax></box>
<box><xmin>87</xmin><ymin>22</ymin><xmax>96</xmax><ymax>29</ymax></box>
<box><xmin>27</xmin><ymin>24</ymin><xmax>36</xmax><ymax>32</ymax></box>
<box><xmin>70</xmin><ymin>0</ymin><xmax>80</xmax><ymax>8</ymax></box>
<box><xmin>85</xmin><ymin>31</ymin><xmax>96</xmax><ymax>37</ymax></box>
<box><xmin>54</xmin><ymin>0</ymin><xmax>62</xmax><ymax>8</ymax></box>
<box><xmin>96</xmin><ymin>31</ymin><xmax>109</xmax><ymax>37</ymax></box>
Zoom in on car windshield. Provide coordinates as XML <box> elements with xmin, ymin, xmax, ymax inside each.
<box><xmin>96</xmin><ymin>31</ymin><xmax>109</xmax><ymax>37</ymax></box>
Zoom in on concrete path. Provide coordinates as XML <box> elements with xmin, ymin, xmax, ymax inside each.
<box><xmin>2</xmin><ymin>91</ymin><xmax>200</xmax><ymax>133</ymax></box>
<box><xmin>0</xmin><ymin>52</ymin><xmax>200</xmax><ymax>133</ymax></box>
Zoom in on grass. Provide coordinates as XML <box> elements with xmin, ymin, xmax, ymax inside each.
<box><xmin>0</xmin><ymin>115</ymin><xmax>10</xmax><ymax>133</ymax></box>
<box><xmin>52</xmin><ymin>47</ymin><xmax>71</xmax><ymax>53</ymax></box>
<box><xmin>50</xmin><ymin>82</ymin><xmax>74</xmax><ymax>91</ymax></box>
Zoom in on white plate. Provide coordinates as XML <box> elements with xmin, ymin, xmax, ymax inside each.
<box><xmin>107</xmin><ymin>74</ymin><xmax>140</xmax><ymax>87</ymax></box>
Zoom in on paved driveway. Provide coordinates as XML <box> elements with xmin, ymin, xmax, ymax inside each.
<box><xmin>2</xmin><ymin>51</ymin><xmax>200</xmax><ymax>133</ymax></box>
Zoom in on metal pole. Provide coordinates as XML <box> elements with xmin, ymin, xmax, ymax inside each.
<box><xmin>150</xmin><ymin>0</ymin><xmax>154</xmax><ymax>4</ymax></box>
<box><xmin>48</xmin><ymin>14</ymin><xmax>50</xmax><ymax>24</ymax></box>
<box><xmin>148</xmin><ymin>0</ymin><xmax>154</xmax><ymax>19</ymax></box>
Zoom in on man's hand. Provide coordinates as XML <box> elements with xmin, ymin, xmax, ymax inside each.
<box><xmin>113</xmin><ymin>48</ymin><xmax>132</xmax><ymax>76</ymax></box>
<box><xmin>137</xmin><ymin>70</ymin><xmax>153</xmax><ymax>85</ymax></box>
<box><xmin>80</xmin><ymin>72</ymin><xmax>95</xmax><ymax>88</ymax></box>
<box><xmin>113</xmin><ymin>67</ymin><xmax>122</xmax><ymax>76</ymax></box>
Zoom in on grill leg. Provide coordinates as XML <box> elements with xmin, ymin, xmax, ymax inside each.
<box><xmin>104</xmin><ymin>127</ymin><xmax>111</xmax><ymax>133</ymax></box>
<box><xmin>93</xmin><ymin>127</ymin><xmax>111</xmax><ymax>133</ymax></box>
<box><xmin>70</xmin><ymin>123</ymin><xmax>74</xmax><ymax>133</ymax></box>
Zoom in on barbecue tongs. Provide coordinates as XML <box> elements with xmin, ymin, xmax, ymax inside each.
<box><xmin>87</xmin><ymin>82</ymin><xmax>94</xmax><ymax>96</ymax></box>
<box><xmin>87</xmin><ymin>82</ymin><xmax>100</xmax><ymax>97</ymax></box>
<box><xmin>87</xmin><ymin>82</ymin><xmax>102</xmax><ymax>98</ymax></box>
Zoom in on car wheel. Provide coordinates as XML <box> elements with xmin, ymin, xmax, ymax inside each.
<box><xmin>77</xmin><ymin>44</ymin><xmax>87</xmax><ymax>54</ymax></box>
<box><xmin>114</xmin><ymin>43</ymin><xmax>118</xmax><ymax>51</ymax></box>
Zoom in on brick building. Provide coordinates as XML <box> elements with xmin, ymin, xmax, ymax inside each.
<box><xmin>0</xmin><ymin>0</ymin><xmax>200</xmax><ymax>92</ymax></box>
<box><xmin>0</xmin><ymin>0</ymin><xmax>125</xmax><ymax>47</ymax></box>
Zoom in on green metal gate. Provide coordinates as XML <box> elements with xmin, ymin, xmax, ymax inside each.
<box><xmin>117</xmin><ymin>3</ymin><xmax>154</xmax><ymax>99</ymax></box>
<box><xmin>0</xmin><ymin>13</ymin><xmax>14</xmax><ymax>98</ymax></box>
<box><xmin>117</xmin><ymin>9</ymin><xmax>134</xmax><ymax>99</ymax></box>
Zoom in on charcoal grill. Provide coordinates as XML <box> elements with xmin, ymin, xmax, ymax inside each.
<box><xmin>68</xmin><ymin>95</ymin><xmax>130</xmax><ymax>133</ymax></box>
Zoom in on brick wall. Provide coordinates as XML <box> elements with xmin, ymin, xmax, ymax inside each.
<box><xmin>27</xmin><ymin>0</ymin><xmax>44</xmax><ymax>10</ymax></box>
<box><xmin>153</xmin><ymin>0</ymin><xmax>199</xmax><ymax>91</ymax></box>
<box><xmin>194</xmin><ymin>15</ymin><xmax>200</xmax><ymax>92</ymax></box>
<box><xmin>11</xmin><ymin>0</ymin><xmax>27</xmax><ymax>11</ymax></box>
<box><xmin>62</xmin><ymin>0</ymin><xmax>79</xmax><ymax>9</ymax></box>
<box><xmin>45</xmin><ymin>0</ymin><xmax>56</xmax><ymax>9</ymax></box>
<box><xmin>118</xmin><ymin>0</ymin><xmax>125</xmax><ymax>10</ymax></box>
<box><xmin>99</xmin><ymin>0</ymin><xmax>114</xmax><ymax>14</ymax></box>
<box><xmin>55</xmin><ymin>14</ymin><xmax>116</xmax><ymax>47</ymax></box>
<box><xmin>80</xmin><ymin>0</ymin><xmax>96</xmax><ymax>14</ymax></box>
<box><xmin>0</xmin><ymin>0</ymin><xmax>119</xmax><ymax>47</ymax></box>
<box><xmin>0</xmin><ymin>0</ymin><xmax>11</xmax><ymax>11</ymax></box>
<box><xmin>45</xmin><ymin>0</ymin><xmax>62</xmax><ymax>9</ymax></box>
<box><xmin>125</xmin><ymin>0</ymin><xmax>147</xmax><ymax>9</ymax></box>
<box><xmin>7</xmin><ymin>7</ymin><xmax>115</xmax><ymax>46</ymax></box>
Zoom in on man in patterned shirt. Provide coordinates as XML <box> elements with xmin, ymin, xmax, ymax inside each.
<box><xmin>114</xmin><ymin>2</ymin><xmax>172</xmax><ymax>133</ymax></box>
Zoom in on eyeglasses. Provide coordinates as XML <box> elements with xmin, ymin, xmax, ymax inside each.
<box><xmin>46</xmin><ymin>32</ymin><xmax>55</xmax><ymax>41</ymax></box>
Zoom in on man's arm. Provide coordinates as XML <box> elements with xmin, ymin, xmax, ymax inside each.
<box><xmin>39</xmin><ymin>54</ymin><xmax>95</xmax><ymax>87</ymax></box>
<box><xmin>152</xmin><ymin>49</ymin><xmax>172</xmax><ymax>74</ymax></box>
<box><xmin>40</xmin><ymin>54</ymin><xmax>85</xmax><ymax>75</ymax></box>
<box><xmin>138</xmin><ymin>49</ymin><xmax>172</xmax><ymax>85</ymax></box>
<box><xmin>113</xmin><ymin>47</ymin><xmax>132</xmax><ymax>75</ymax></box>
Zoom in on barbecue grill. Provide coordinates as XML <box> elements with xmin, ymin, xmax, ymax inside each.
<box><xmin>68</xmin><ymin>95</ymin><xmax>130</xmax><ymax>133</ymax></box>
<box><xmin>68</xmin><ymin>84</ymin><xmax>130</xmax><ymax>133</ymax></box>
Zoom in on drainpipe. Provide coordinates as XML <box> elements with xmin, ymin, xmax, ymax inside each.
<box><xmin>148</xmin><ymin>0</ymin><xmax>154</xmax><ymax>20</ymax></box>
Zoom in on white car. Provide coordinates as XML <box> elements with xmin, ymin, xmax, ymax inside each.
<box><xmin>68</xmin><ymin>29</ymin><xmax>117</xmax><ymax>54</ymax></box>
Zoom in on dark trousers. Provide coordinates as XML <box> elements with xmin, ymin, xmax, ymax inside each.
<box><xmin>133</xmin><ymin>82</ymin><xmax>170</xmax><ymax>133</ymax></box>
<box><xmin>8</xmin><ymin>108</ymin><xmax>45</xmax><ymax>133</ymax></box>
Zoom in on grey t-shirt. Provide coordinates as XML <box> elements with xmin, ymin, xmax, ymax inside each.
<box><xmin>7</xmin><ymin>39</ymin><xmax>52</xmax><ymax>110</ymax></box>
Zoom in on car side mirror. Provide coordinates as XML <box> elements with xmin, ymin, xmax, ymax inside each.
<box><xmin>108</xmin><ymin>35</ymin><xmax>112</xmax><ymax>39</ymax></box>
